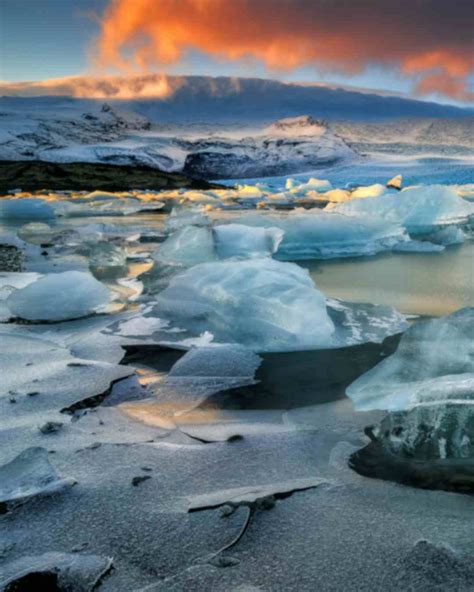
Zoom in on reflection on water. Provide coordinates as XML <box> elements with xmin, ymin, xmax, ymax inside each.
<box><xmin>302</xmin><ymin>242</ymin><xmax>474</xmax><ymax>316</ymax></box>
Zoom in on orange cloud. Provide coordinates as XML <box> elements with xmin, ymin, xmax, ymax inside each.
<box><xmin>93</xmin><ymin>0</ymin><xmax>474</xmax><ymax>101</ymax></box>
<box><xmin>0</xmin><ymin>74</ymin><xmax>180</xmax><ymax>99</ymax></box>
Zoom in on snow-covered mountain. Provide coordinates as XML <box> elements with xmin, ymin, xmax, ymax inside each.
<box><xmin>331</xmin><ymin>117</ymin><xmax>474</xmax><ymax>155</ymax></box>
<box><xmin>0</xmin><ymin>102</ymin><xmax>357</xmax><ymax>178</ymax></box>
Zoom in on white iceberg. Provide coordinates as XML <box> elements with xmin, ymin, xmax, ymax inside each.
<box><xmin>6</xmin><ymin>271</ymin><xmax>111</xmax><ymax>321</ymax></box>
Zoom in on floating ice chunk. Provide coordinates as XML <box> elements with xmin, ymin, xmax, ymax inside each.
<box><xmin>0</xmin><ymin>198</ymin><xmax>55</xmax><ymax>220</ymax></box>
<box><xmin>214</xmin><ymin>224</ymin><xmax>283</xmax><ymax>259</ymax></box>
<box><xmin>236</xmin><ymin>185</ymin><xmax>264</xmax><ymax>199</ymax></box>
<box><xmin>154</xmin><ymin>258</ymin><xmax>335</xmax><ymax>352</ymax></box>
<box><xmin>165</xmin><ymin>208</ymin><xmax>210</xmax><ymax>231</ymax></box>
<box><xmin>453</xmin><ymin>183</ymin><xmax>474</xmax><ymax>201</ymax></box>
<box><xmin>236</xmin><ymin>210</ymin><xmax>407</xmax><ymax>259</ymax></box>
<box><xmin>333</xmin><ymin>185</ymin><xmax>474</xmax><ymax>234</ymax></box>
<box><xmin>290</xmin><ymin>178</ymin><xmax>332</xmax><ymax>194</ymax></box>
<box><xmin>387</xmin><ymin>174</ymin><xmax>402</xmax><ymax>190</ymax></box>
<box><xmin>351</xmin><ymin>184</ymin><xmax>387</xmax><ymax>199</ymax></box>
<box><xmin>169</xmin><ymin>345</ymin><xmax>261</xmax><ymax>380</ymax></box>
<box><xmin>17</xmin><ymin>222</ymin><xmax>57</xmax><ymax>245</ymax></box>
<box><xmin>153</xmin><ymin>225</ymin><xmax>216</xmax><ymax>267</ymax></box>
<box><xmin>327</xmin><ymin>299</ymin><xmax>408</xmax><ymax>347</ymax></box>
<box><xmin>323</xmin><ymin>189</ymin><xmax>351</xmax><ymax>203</ymax></box>
<box><xmin>88</xmin><ymin>241</ymin><xmax>128</xmax><ymax>279</ymax></box>
<box><xmin>0</xmin><ymin>272</ymin><xmax>41</xmax><ymax>321</ymax></box>
<box><xmin>346</xmin><ymin>308</ymin><xmax>474</xmax><ymax>412</ymax></box>
<box><xmin>0</xmin><ymin>447</ymin><xmax>76</xmax><ymax>512</ymax></box>
<box><xmin>6</xmin><ymin>271</ymin><xmax>111</xmax><ymax>321</ymax></box>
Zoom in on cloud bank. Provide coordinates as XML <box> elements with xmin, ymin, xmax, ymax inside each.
<box><xmin>93</xmin><ymin>0</ymin><xmax>474</xmax><ymax>102</ymax></box>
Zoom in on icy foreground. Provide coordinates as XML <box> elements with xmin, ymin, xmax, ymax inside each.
<box><xmin>0</xmin><ymin>175</ymin><xmax>473</xmax><ymax>590</ymax></box>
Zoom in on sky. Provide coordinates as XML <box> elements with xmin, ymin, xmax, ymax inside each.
<box><xmin>0</xmin><ymin>0</ymin><xmax>473</xmax><ymax>105</ymax></box>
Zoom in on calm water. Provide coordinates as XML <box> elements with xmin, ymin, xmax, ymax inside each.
<box><xmin>225</xmin><ymin>156</ymin><xmax>474</xmax><ymax>188</ymax></box>
<box><xmin>302</xmin><ymin>241</ymin><xmax>474</xmax><ymax>316</ymax></box>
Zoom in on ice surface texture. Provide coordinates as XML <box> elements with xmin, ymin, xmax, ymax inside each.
<box><xmin>6</xmin><ymin>271</ymin><xmax>110</xmax><ymax>321</ymax></box>
<box><xmin>155</xmin><ymin>258</ymin><xmax>335</xmax><ymax>352</ymax></box>
<box><xmin>0</xmin><ymin>447</ymin><xmax>76</xmax><ymax>512</ymax></box>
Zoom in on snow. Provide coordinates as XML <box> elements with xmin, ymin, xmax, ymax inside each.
<box><xmin>0</xmin><ymin>102</ymin><xmax>357</xmax><ymax>178</ymax></box>
<box><xmin>6</xmin><ymin>271</ymin><xmax>111</xmax><ymax>321</ymax></box>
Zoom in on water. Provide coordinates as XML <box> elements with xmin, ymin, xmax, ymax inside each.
<box><xmin>302</xmin><ymin>241</ymin><xmax>474</xmax><ymax>316</ymax></box>
<box><xmin>224</xmin><ymin>156</ymin><xmax>474</xmax><ymax>188</ymax></box>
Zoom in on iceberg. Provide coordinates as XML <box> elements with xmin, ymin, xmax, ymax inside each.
<box><xmin>153</xmin><ymin>225</ymin><xmax>216</xmax><ymax>267</ymax></box>
<box><xmin>332</xmin><ymin>185</ymin><xmax>474</xmax><ymax>234</ymax></box>
<box><xmin>6</xmin><ymin>271</ymin><xmax>111</xmax><ymax>321</ymax></box>
<box><xmin>213</xmin><ymin>224</ymin><xmax>283</xmax><ymax>259</ymax></box>
<box><xmin>154</xmin><ymin>258</ymin><xmax>335</xmax><ymax>352</ymax></box>
<box><xmin>0</xmin><ymin>198</ymin><xmax>55</xmax><ymax>220</ymax></box>
<box><xmin>233</xmin><ymin>210</ymin><xmax>407</xmax><ymax>259</ymax></box>
<box><xmin>347</xmin><ymin>309</ymin><xmax>474</xmax><ymax>489</ymax></box>
<box><xmin>346</xmin><ymin>308</ymin><xmax>474</xmax><ymax>412</ymax></box>
<box><xmin>88</xmin><ymin>241</ymin><xmax>128</xmax><ymax>279</ymax></box>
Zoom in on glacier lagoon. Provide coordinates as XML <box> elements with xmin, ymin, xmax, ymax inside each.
<box><xmin>1</xmin><ymin>165</ymin><xmax>473</xmax><ymax>591</ymax></box>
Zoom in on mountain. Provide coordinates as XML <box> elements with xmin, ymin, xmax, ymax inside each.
<box><xmin>0</xmin><ymin>102</ymin><xmax>358</xmax><ymax>178</ymax></box>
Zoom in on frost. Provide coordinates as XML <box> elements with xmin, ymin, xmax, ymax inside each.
<box><xmin>0</xmin><ymin>447</ymin><xmax>76</xmax><ymax>512</ymax></box>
